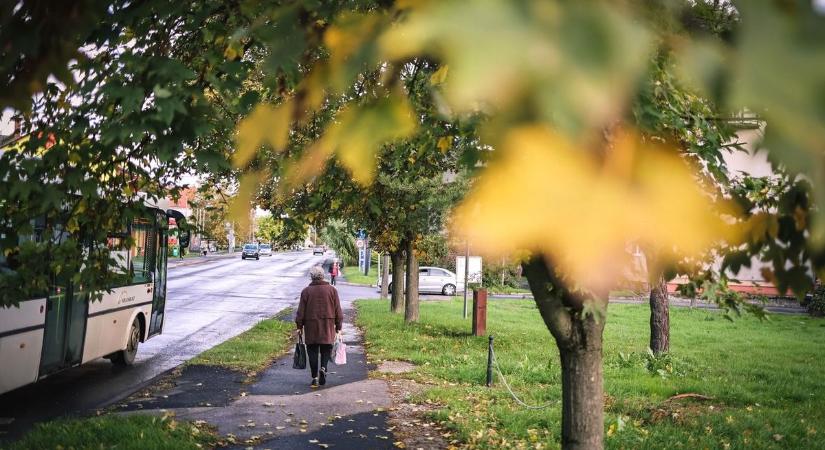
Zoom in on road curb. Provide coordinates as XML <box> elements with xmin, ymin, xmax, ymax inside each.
<box><xmin>167</xmin><ymin>253</ymin><xmax>237</xmax><ymax>269</ymax></box>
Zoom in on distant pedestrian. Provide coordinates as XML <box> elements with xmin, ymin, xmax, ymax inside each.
<box><xmin>296</xmin><ymin>266</ymin><xmax>343</xmax><ymax>388</ymax></box>
<box><xmin>329</xmin><ymin>260</ymin><xmax>339</xmax><ymax>285</ymax></box>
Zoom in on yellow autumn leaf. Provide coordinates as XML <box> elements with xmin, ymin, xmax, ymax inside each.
<box><xmin>323</xmin><ymin>12</ymin><xmax>384</xmax><ymax>93</ymax></box>
<box><xmin>452</xmin><ymin>126</ymin><xmax>740</xmax><ymax>290</ymax></box>
<box><xmin>228</xmin><ymin>170</ymin><xmax>268</xmax><ymax>232</ymax></box>
<box><xmin>437</xmin><ymin>135</ymin><xmax>452</xmax><ymax>152</ymax></box>
<box><xmin>746</xmin><ymin>213</ymin><xmax>779</xmax><ymax>243</ymax></box>
<box><xmin>234</xmin><ymin>101</ymin><xmax>292</xmax><ymax>168</ymax></box>
<box><xmin>285</xmin><ymin>94</ymin><xmax>416</xmax><ymax>186</ymax></box>
<box><xmin>429</xmin><ymin>65</ymin><xmax>449</xmax><ymax>85</ymax></box>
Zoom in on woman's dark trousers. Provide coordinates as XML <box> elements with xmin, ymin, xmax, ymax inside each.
<box><xmin>307</xmin><ymin>344</ymin><xmax>333</xmax><ymax>378</ymax></box>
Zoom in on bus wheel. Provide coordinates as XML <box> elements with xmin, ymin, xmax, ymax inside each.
<box><xmin>112</xmin><ymin>318</ymin><xmax>140</xmax><ymax>366</ymax></box>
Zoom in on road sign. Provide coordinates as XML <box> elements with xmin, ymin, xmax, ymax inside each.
<box><xmin>355</xmin><ymin>238</ymin><xmax>365</xmax><ymax>248</ymax></box>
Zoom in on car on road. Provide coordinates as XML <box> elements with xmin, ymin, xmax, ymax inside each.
<box><xmin>241</xmin><ymin>243</ymin><xmax>260</xmax><ymax>260</ymax></box>
<box><xmin>384</xmin><ymin>266</ymin><xmax>460</xmax><ymax>296</ymax></box>
<box><xmin>312</xmin><ymin>246</ymin><xmax>325</xmax><ymax>255</ymax></box>
<box><xmin>259</xmin><ymin>243</ymin><xmax>273</xmax><ymax>256</ymax></box>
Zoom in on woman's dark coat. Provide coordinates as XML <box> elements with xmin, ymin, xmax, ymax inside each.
<box><xmin>296</xmin><ymin>280</ymin><xmax>343</xmax><ymax>345</ymax></box>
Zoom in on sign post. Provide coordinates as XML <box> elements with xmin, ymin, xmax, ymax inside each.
<box><xmin>356</xmin><ymin>238</ymin><xmax>365</xmax><ymax>272</ymax></box>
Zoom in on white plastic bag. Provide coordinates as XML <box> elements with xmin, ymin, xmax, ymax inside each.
<box><xmin>332</xmin><ymin>335</ymin><xmax>347</xmax><ymax>365</ymax></box>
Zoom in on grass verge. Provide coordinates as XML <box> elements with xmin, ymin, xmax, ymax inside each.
<box><xmin>342</xmin><ymin>264</ymin><xmax>377</xmax><ymax>286</ymax></box>
<box><xmin>186</xmin><ymin>307</ymin><xmax>294</xmax><ymax>372</ymax></box>
<box><xmin>4</xmin><ymin>414</ymin><xmax>216</xmax><ymax>450</ymax></box>
<box><xmin>356</xmin><ymin>298</ymin><xmax>825</xmax><ymax>449</ymax></box>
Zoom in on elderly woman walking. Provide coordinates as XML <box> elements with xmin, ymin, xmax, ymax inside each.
<box><xmin>296</xmin><ymin>265</ymin><xmax>343</xmax><ymax>387</ymax></box>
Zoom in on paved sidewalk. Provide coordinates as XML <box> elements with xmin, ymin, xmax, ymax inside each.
<box><xmin>124</xmin><ymin>284</ymin><xmax>396</xmax><ymax>450</ymax></box>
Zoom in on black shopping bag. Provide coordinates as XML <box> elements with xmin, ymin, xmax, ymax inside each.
<box><xmin>293</xmin><ymin>335</ymin><xmax>307</xmax><ymax>370</ymax></box>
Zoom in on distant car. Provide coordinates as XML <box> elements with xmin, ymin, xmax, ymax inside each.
<box><xmin>241</xmin><ymin>243</ymin><xmax>259</xmax><ymax>260</ymax></box>
<box><xmin>259</xmin><ymin>243</ymin><xmax>272</xmax><ymax>256</ymax></box>
<box><xmin>384</xmin><ymin>266</ymin><xmax>459</xmax><ymax>296</ymax></box>
<box><xmin>312</xmin><ymin>246</ymin><xmax>325</xmax><ymax>255</ymax></box>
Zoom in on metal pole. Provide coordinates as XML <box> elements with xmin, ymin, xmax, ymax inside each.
<box><xmin>463</xmin><ymin>240</ymin><xmax>470</xmax><ymax>318</ymax></box>
<box><xmin>364</xmin><ymin>236</ymin><xmax>370</xmax><ymax>276</ymax></box>
<box><xmin>486</xmin><ymin>335</ymin><xmax>494</xmax><ymax>387</ymax></box>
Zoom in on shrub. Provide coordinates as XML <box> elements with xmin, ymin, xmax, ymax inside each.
<box><xmin>808</xmin><ymin>281</ymin><xmax>825</xmax><ymax>317</ymax></box>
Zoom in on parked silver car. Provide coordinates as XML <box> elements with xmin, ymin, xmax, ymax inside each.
<box><xmin>383</xmin><ymin>266</ymin><xmax>459</xmax><ymax>296</ymax></box>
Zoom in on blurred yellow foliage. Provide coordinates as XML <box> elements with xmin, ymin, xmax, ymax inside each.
<box><xmin>285</xmin><ymin>94</ymin><xmax>416</xmax><ymax>186</ymax></box>
<box><xmin>233</xmin><ymin>101</ymin><xmax>292</xmax><ymax>168</ymax></box>
<box><xmin>453</xmin><ymin>127</ymin><xmax>740</xmax><ymax>290</ymax></box>
<box><xmin>380</xmin><ymin>0</ymin><xmax>650</xmax><ymax>131</ymax></box>
<box><xmin>228</xmin><ymin>170</ymin><xmax>268</xmax><ymax>232</ymax></box>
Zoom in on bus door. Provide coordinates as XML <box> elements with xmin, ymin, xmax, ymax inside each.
<box><xmin>39</xmin><ymin>284</ymin><xmax>88</xmax><ymax>375</ymax></box>
<box><xmin>148</xmin><ymin>211</ymin><xmax>168</xmax><ymax>337</ymax></box>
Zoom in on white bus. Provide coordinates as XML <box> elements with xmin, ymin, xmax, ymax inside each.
<box><xmin>0</xmin><ymin>207</ymin><xmax>175</xmax><ymax>395</ymax></box>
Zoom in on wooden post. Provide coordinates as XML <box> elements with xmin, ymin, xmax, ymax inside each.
<box><xmin>472</xmin><ymin>288</ymin><xmax>487</xmax><ymax>336</ymax></box>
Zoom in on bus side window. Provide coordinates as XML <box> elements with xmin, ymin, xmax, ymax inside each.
<box><xmin>131</xmin><ymin>219</ymin><xmax>152</xmax><ymax>284</ymax></box>
<box><xmin>106</xmin><ymin>236</ymin><xmax>131</xmax><ymax>275</ymax></box>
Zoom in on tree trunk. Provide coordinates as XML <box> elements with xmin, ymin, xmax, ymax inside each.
<box><xmin>559</xmin><ymin>344</ymin><xmax>604</xmax><ymax>450</ymax></box>
<box><xmin>404</xmin><ymin>238</ymin><xmax>419</xmax><ymax>323</ymax></box>
<box><xmin>649</xmin><ymin>275</ymin><xmax>670</xmax><ymax>355</ymax></box>
<box><xmin>380</xmin><ymin>253</ymin><xmax>390</xmax><ymax>300</ymax></box>
<box><xmin>523</xmin><ymin>256</ymin><xmax>606</xmax><ymax>450</ymax></box>
<box><xmin>390</xmin><ymin>248</ymin><xmax>405</xmax><ymax>314</ymax></box>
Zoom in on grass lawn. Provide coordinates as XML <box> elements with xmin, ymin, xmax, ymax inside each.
<box><xmin>186</xmin><ymin>308</ymin><xmax>294</xmax><ymax>372</ymax></box>
<box><xmin>342</xmin><ymin>264</ymin><xmax>377</xmax><ymax>286</ymax></box>
<box><xmin>356</xmin><ymin>298</ymin><xmax>825</xmax><ymax>449</ymax></box>
<box><xmin>5</xmin><ymin>414</ymin><xmax>216</xmax><ymax>450</ymax></box>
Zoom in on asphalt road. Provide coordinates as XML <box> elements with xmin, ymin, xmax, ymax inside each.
<box><xmin>0</xmin><ymin>250</ymin><xmax>326</xmax><ymax>440</ymax></box>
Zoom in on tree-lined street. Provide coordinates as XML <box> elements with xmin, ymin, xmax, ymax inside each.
<box><xmin>3</xmin><ymin>1</ymin><xmax>825</xmax><ymax>448</ymax></box>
